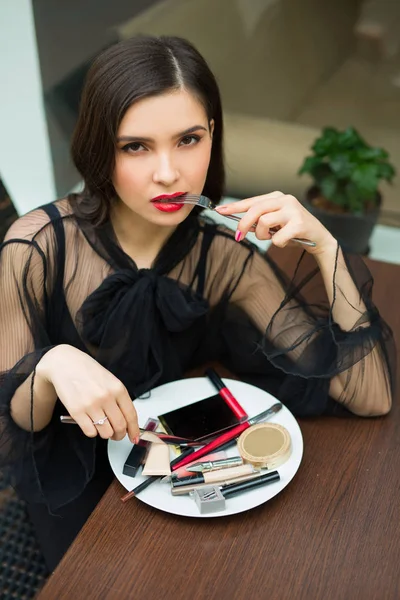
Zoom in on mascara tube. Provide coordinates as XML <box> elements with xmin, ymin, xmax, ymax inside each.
<box><xmin>221</xmin><ymin>470</ymin><xmax>280</xmax><ymax>497</ymax></box>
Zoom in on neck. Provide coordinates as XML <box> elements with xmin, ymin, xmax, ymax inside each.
<box><xmin>110</xmin><ymin>200</ymin><xmax>176</xmax><ymax>269</ymax></box>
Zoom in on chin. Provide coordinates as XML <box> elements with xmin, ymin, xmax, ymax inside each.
<box><xmin>148</xmin><ymin>206</ymin><xmax>194</xmax><ymax>225</ymax></box>
<box><xmin>153</xmin><ymin>213</ymin><xmax>191</xmax><ymax>227</ymax></box>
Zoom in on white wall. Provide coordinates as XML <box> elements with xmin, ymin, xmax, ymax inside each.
<box><xmin>0</xmin><ymin>0</ymin><xmax>56</xmax><ymax>216</ymax></box>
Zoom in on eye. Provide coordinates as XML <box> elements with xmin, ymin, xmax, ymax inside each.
<box><xmin>121</xmin><ymin>142</ymin><xmax>147</xmax><ymax>153</ymax></box>
<box><xmin>179</xmin><ymin>135</ymin><xmax>200</xmax><ymax>147</ymax></box>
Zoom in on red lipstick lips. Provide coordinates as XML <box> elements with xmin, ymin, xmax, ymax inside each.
<box><xmin>151</xmin><ymin>192</ymin><xmax>186</xmax><ymax>202</ymax></box>
<box><xmin>151</xmin><ymin>192</ymin><xmax>186</xmax><ymax>213</ymax></box>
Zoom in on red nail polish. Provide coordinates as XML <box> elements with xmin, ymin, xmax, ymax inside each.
<box><xmin>235</xmin><ymin>230</ymin><xmax>243</xmax><ymax>242</ymax></box>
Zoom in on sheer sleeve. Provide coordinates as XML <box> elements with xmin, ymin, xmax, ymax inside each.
<box><xmin>0</xmin><ymin>215</ymin><xmax>54</xmax><ymax>490</ymax></box>
<box><xmin>209</xmin><ymin>231</ymin><xmax>395</xmax><ymax>417</ymax></box>
<box><xmin>0</xmin><ymin>211</ymin><xmax>98</xmax><ymax>512</ymax></box>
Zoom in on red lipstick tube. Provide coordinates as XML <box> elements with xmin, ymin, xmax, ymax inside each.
<box><xmin>205</xmin><ymin>368</ymin><xmax>248</xmax><ymax>420</ymax></box>
<box><xmin>171</xmin><ymin>421</ymin><xmax>250</xmax><ymax>471</ymax></box>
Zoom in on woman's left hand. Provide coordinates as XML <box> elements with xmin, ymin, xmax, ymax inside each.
<box><xmin>216</xmin><ymin>191</ymin><xmax>337</xmax><ymax>255</ymax></box>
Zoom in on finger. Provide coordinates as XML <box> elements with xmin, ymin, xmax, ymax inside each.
<box><xmin>74</xmin><ymin>413</ymin><xmax>98</xmax><ymax>438</ymax></box>
<box><xmin>103</xmin><ymin>402</ymin><xmax>128</xmax><ymax>442</ymax></box>
<box><xmin>116</xmin><ymin>391</ymin><xmax>140</xmax><ymax>442</ymax></box>
<box><xmin>88</xmin><ymin>411</ymin><xmax>114</xmax><ymax>439</ymax></box>
<box><xmin>239</xmin><ymin>206</ymin><xmax>285</xmax><ymax>239</ymax></box>
<box><xmin>270</xmin><ymin>223</ymin><xmax>298</xmax><ymax>248</ymax></box>
<box><xmin>216</xmin><ymin>191</ymin><xmax>284</xmax><ymax>215</ymax></box>
<box><xmin>254</xmin><ymin>211</ymin><xmax>287</xmax><ymax>240</ymax></box>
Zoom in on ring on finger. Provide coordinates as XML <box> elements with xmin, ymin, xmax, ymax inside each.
<box><xmin>92</xmin><ymin>416</ymin><xmax>109</xmax><ymax>426</ymax></box>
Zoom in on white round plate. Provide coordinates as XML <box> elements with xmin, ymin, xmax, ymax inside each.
<box><xmin>108</xmin><ymin>378</ymin><xmax>303</xmax><ymax>518</ymax></box>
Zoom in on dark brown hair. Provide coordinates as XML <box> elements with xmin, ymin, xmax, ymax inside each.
<box><xmin>70</xmin><ymin>35</ymin><xmax>225</xmax><ymax>225</ymax></box>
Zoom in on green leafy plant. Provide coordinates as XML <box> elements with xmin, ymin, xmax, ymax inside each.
<box><xmin>298</xmin><ymin>126</ymin><xmax>396</xmax><ymax>214</ymax></box>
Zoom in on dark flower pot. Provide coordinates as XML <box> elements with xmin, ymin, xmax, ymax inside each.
<box><xmin>304</xmin><ymin>186</ymin><xmax>381</xmax><ymax>255</ymax></box>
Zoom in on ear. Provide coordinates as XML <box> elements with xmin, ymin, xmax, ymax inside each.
<box><xmin>209</xmin><ymin>119</ymin><xmax>214</xmax><ymax>140</ymax></box>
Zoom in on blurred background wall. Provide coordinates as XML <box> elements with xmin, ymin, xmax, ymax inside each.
<box><xmin>1</xmin><ymin>0</ymin><xmax>399</xmax><ymax>223</ymax></box>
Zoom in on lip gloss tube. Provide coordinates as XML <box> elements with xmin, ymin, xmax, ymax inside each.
<box><xmin>205</xmin><ymin>368</ymin><xmax>248</xmax><ymax>419</ymax></box>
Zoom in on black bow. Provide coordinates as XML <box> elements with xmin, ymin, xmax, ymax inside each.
<box><xmin>78</xmin><ymin>269</ymin><xmax>209</xmax><ymax>395</ymax></box>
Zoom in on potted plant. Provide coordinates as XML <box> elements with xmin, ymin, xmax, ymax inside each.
<box><xmin>298</xmin><ymin>126</ymin><xmax>396</xmax><ymax>254</ymax></box>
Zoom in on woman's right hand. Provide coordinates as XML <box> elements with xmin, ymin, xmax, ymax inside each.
<box><xmin>37</xmin><ymin>344</ymin><xmax>140</xmax><ymax>443</ymax></box>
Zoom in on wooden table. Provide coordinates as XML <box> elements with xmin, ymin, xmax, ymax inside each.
<box><xmin>38</xmin><ymin>250</ymin><xmax>400</xmax><ymax>600</ymax></box>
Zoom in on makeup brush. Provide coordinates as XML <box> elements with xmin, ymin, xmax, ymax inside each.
<box><xmin>59</xmin><ymin>416</ymin><xmax>200</xmax><ymax>446</ymax></box>
<box><xmin>60</xmin><ymin>416</ymin><xmax>247</xmax><ymax>444</ymax></box>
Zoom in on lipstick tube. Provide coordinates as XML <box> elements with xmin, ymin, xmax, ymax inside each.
<box><xmin>171</xmin><ymin>422</ymin><xmax>249</xmax><ymax>470</ymax></box>
<box><xmin>123</xmin><ymin>417</ymin><xmax>159</xmax><ymax>478</ymax></box>
<box><xmin>205</xmin><ymin>368</ymin><xmax>248</xmax><ymax>419</ymax></box>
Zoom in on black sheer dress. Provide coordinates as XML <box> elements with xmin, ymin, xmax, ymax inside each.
<box><xmin>0</xmin><ymin>198</ymin><xmax>395</xmax><ymax>570</ymax></box>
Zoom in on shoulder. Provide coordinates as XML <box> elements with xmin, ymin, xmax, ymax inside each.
<box><xmin>1</xmin><ymin>199</ymin><xmax>78</xmax><ymax>276</ymax></box>
<box><xmin>3</xmin><ymin>198</ymin><xmax>74</xmax><ymax>245</ymax></box>
<box><xmin>4</xmin><ymin>207</ymin><xmax>51</xmax><ymax>244</ymax></box>
<box><xmin>0</xmin><ymin>199</ymin><xmax>79</xmax><ymax>287</ymax></box>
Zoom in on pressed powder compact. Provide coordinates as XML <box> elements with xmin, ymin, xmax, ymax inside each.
<box><xmin>237</xmin><ymin>423</ymin><xmax>292</xmax><ymax>470</ymax></box>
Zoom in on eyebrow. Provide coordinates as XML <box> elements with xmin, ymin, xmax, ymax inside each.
<box><xmin>116</xmin><ymin>124</ymin><xmax>208</xmax><ymax>143</ymax></box>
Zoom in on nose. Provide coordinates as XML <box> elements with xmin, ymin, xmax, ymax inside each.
<box><xmin>152</xmin><ymin>152</ymin><xmax>179</xmax><ymax>186</ymax></box>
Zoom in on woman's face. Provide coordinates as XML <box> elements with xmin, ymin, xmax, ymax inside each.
<box><xmin>113</xmin><ymin>89</ymin><xmax>214</xmax><ymax>226</ymax></box>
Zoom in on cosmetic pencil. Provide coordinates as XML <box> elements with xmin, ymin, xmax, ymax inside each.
<box><xmin>205</xmin><ymin>368</ymin><xmax>248</xmax><ymax>419</ymax></box>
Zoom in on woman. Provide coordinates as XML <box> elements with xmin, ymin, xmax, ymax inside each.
<box><xmin>0</xmin><ymin>36</ymin><xmax>395</xmax><ymax>571</ymax></box>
